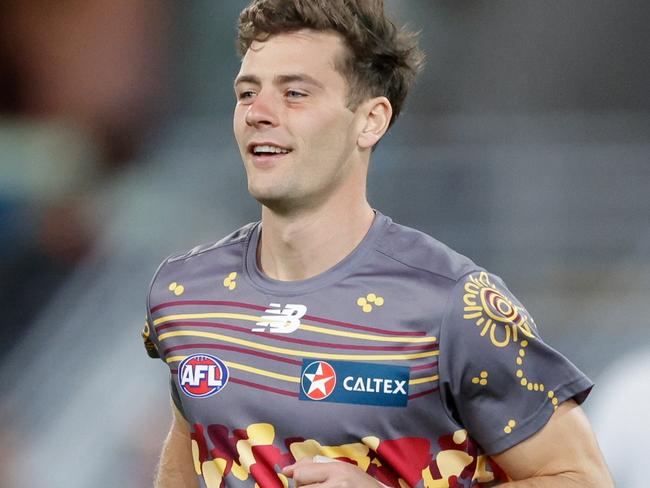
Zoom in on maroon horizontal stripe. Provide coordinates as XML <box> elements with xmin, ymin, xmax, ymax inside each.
<box><xmin>408</xmin><ymin>387</ymin><xmax>439</xmax><ymax>400</ymax></box>
<box><xmin>164</xmin><ymin>343</ymin><xmax>302</xmax><ymax>366</ymax></box>
<box><xmin>152</xmin><ymin>300</ymin><xmax>267</xmax><ymax>314</ymax></box>
<box><xmin>302</xmin><ymin>314</ymin><xmax>425</xmax><ymax>336</ymax></box>
<box><xmin>168</xmin><ymin>371</ymin><xmax>299</xmax><ymax>398</ymax></box>
<box><xmin>158</xmin><ymin>320</ymin><xmax>437</xmax><ymax>352</ymax></box>
<box><xmin>410</xmin><ymin>361</ymin><xmax>438</xmax><ymax>372</ymax></box>
<box><xmin>169</xmin><ymin>371</ymin><xmax>434</xmax><ymax>400</ymax></box>
<box><xmin>152</xmin><ymin>300</ymin><xmax>426</xmax><ymax>336</ymax></box>
<box><xmin>229</xmin><ymin>377</ymin><xmax>299</xmax><ymax>398</ymax></box>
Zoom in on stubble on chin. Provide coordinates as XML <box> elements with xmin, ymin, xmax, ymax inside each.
<box><xmin>248</xmin><ymin>181</ymin><xmax>315</xmax><ymax>216</ymax></box>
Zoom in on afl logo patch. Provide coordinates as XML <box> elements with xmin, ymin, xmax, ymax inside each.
<box><xmin>178</xmin><ymin>354</ymin><xmax>229</xmax><ymax>398</ymax></box>
<box><xmin>301</xmin><ymin>360</ymin><xmax>336</xmax><ymax>400</ymax></box>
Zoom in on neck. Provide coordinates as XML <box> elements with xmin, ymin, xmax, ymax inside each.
<box><xmin>258</xmin><ymin>193</ymin><xmax>374</xmax><ymax>281</ymax></box>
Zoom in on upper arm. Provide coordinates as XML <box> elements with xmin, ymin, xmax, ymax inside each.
<box><xmin>491</xmin><ymin>400</ymin><xmax>614</xmax><ymax>486</ymax></box>
<box><xmin>438</xmin><ymin>271</ymin><xmax>594</xmax><ymax>454</ymax></box>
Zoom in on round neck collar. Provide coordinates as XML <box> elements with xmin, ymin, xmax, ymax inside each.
<box><xmin>244</xmin><ymin>211</ymin><xmax>390</xmax><ymax>296</ymax></box>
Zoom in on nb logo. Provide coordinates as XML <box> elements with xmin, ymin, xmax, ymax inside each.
<box><xmin>253</xmin><ymin>303</ymin><xmax>307</xmax><ymax>333</ymax></box>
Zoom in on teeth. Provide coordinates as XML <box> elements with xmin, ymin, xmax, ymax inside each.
<box><xmin>253</xmin><ymin>145</ymin><xmax>290</xmax><ymax>154</ymax></box>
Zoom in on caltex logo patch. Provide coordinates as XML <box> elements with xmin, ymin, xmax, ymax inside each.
<box><xmin>178</xmin><ymin>354</ymin><xmax>229</xmax><ymax>398</ymax></box>
<box><xmin>301</xmin><ymin>360</ymin><xmax>337</xmax><ymax>400</ymax></box>
<box><xmin>299</xmin><ymin>359</ymin><xmax>410</xmax><ymax>407</ymax></box>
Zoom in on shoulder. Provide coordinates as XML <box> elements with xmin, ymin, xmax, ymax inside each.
<box><xmin>375</xmin><ymin>217</ymin><xmax>480</xmax><ymax>283</ymax></box>
<box><xmin>148</xmin><ymin>221</ymin><xmax>257</xmax><ymax>292</ymax></box>
<box><xmin>165</xmin><ymin>221</ymin><xmax>257</xmax><ymax>265</ymax></box>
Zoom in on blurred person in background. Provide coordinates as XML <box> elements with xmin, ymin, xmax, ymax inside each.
<box><xmin>0</xmin><ymin>0</ymin><xmax>172</xmax><ymax>350</ymax></box>
<box><xmin>143</xmin><ymin>1</ymin><xmax>613</xmax><ymax>487</ymax></box>
<box><xmin>0</xmin><ymin>2</ymin><xmax>172</xmax><ymax>485</ymax></box>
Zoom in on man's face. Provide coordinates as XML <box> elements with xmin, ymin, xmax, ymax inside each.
<box><xmin>233</xmin><ymin>29</ymin><xmax>364</xmax><ymax>211</ymax></box>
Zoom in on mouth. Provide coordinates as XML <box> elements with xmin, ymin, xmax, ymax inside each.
<box><xmin>247</xmin><ymin>141</ymin><xmax>293</xmax><ymax>169</ymax></box>
<box><xmin>247</xmin><ymin>143</ymin><xmax>293</xmax><ymax>166</ymax></box>
<box><xmin>250</xmin><ymin>143</ymin><xmax>292</xmax><ymax>155</ymax></box>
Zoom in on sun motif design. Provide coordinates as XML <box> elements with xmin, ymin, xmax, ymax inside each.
<box><xmin>462</xmin><ymin>272</ymin><xmax>535</xmax><ymax>348</ymax></box>
<box><xmin>463</xmin><ymin>272</ymin><xmax>556</xmax><ymax>404</ymax></box>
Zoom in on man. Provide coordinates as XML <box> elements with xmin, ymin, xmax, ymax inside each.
<box><xmin>143</xmin><ymin>1</ymin><xmax>613</xmax><ymax>486</ymax></box>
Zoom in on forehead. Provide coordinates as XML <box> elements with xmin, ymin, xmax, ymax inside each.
<box><xmin>238</xmin><ymin>29</ymin><xmax>347</xmax><ymax>80</ymax></box>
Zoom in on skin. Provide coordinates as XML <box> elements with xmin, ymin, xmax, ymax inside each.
<box><xmin>155</xmin><ymin>402</ymin><xmax>198</xmax><ymax>488</ymax></box>
<box><xmin>232</xmin><ymin>29</ymin><xmax>391</xmax><ymax>281</ymax></box>
<box><xmin>154</xmin><ymin>28</ymin><xmax>614</xmax><ymax>487</ymax></box>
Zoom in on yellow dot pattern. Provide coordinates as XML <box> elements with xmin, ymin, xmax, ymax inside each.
<box><xmin>168</xmin><ymin>282</ymin><xmax>185</xmax><ymax>296</ymax></box>
<box><xmin>223</xmin><ymin>272</ymin><xmax>237</xmax><ymax>291</ymax></box>
<box><xmin>503</xmin><ymin>419</ymin><xmax>517</xmax><ymax>434</ymax></box>
<box><xmin>514</xmin><ymin>339</ymin><xmax>556</xmax><ymax>409</ymax></box>
<box><xmin>356</xmin><ymin>293</ymin><xmax>385</xmax><ymax>313</ymax></box>
<box><xmin>548</xmin><ymin>390</ymin><xmax>559</xmax><ymax>410</ymax></box>
<box><xmin>471</xmin><ymin>370</ymin><xmax>489</xmax><ymax>386</ymax></box>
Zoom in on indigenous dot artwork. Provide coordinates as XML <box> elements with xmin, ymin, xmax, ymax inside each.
<box><xmin>462</xmin><ymin>272</ymin><xmax>559</xmax><ymax>419</ymax></box>
<box><xmin>471</xmin><ymin>371</ymin><xmax>489</xmax><ymax>386</ymax></box>
<box><xmin>223</xmin><ymin>272</ymin><xmax>238</xmax><ymax>291</ymax></box>
<box><xmin>168</xmin><ymin>282</ymin><xmax>185</xmax><ymax>296</ymax></box>
<box><xmin>503</xmin><ymin>420</ymin><xmax>517</xmax><ymax>435</ymax></box>
<box><xmin>462</xmin><ymin>272</ymin><xmax>535</xmax><ymax>349</ymax></box>
<box><xmin>356</xmin><ymin>293</ymin><xmax>384</xmax><ymax>313</ymax></box>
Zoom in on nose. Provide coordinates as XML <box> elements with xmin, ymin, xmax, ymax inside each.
<box><xmin>245</xmin><ymin>92</ymin><xmax>279</xmax><ymax>128</ymax></box>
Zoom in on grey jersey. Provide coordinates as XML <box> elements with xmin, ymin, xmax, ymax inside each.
<box><xmin>143</xmin><ymin>212</ymin><xmax>592</xmax><ymax>487</ymax></box>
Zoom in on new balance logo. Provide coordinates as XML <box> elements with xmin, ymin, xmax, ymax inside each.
<box><xmin>253</xmin><ymin>303</ymin><xmax>307</xmax><ymax>333</ymax></box>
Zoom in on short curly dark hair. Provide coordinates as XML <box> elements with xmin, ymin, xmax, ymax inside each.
<box><xmin>237</xmin><ymin>0</ymin><xmax>424</xmax><ymax>128</ymax></box>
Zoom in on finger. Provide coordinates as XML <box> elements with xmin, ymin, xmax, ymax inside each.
<box><xmin>286</xmin><ymin>462</ymin><xmax>335</xmax><ymax>486</ymax></box>
<box><xmin>282</xmin><ymin>456</ymin><xmax>314</xmax><ymax>477</ymax></box>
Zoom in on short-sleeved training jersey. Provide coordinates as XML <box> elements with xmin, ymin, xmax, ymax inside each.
<box><xmin>143</xmin><ymin>212</ymin><xmax>592</xmax><ymax>488</ymax></box>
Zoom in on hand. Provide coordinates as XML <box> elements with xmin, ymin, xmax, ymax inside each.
<box><xmin>282</xmin><ymin>456</ymin><xmax>386</xmax><ymax>488</ymax></box>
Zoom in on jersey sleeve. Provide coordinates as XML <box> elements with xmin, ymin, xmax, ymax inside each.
<box><xmin>141</xmin><ymin>256</ymin><xmax>171</xmax><ymax>360</ymax></box>
<box><xmin>141</xmin><ymin>314</ymin><xmax>160</xmax><ymax>358</ymax></box>
<box><xmin>437</xmin><ymin>270</ymin><xmax>593</xmax><ymax>455</ymax></box>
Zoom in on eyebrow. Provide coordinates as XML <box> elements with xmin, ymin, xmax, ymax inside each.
<box><xmin>234</xmin><ymin>73</ymin><xmax>325</xmax><ymax>90</ymax></box>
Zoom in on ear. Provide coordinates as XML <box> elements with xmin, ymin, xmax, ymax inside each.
<box><xmin>357</xmin><ymin>96</ymin><xmax>393</xmax><ymax>149</ymax></box>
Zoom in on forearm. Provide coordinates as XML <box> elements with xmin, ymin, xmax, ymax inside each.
<box><xmin>154</xmin><ymin>420</ymin><xmax>198</xmax><ymax>488</ymax></box>
<box><xmin>499</xmin><ymin>472</ymin><xmax>610</xmax><ymax>487</ymax></box>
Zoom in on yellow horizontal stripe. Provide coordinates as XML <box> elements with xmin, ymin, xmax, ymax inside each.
<box><xmin>409</xmin><ymin>374</ymin><xmax>439</xmax><ymax>385</ymax></box>
<box><xmin>167</xmin><ymin>355</ymin><xmax>300</xmax><ymax>382</ymax></box>
<box><xmin>160</xmin><ymin>330</ymin><xmax>438</xmax><ymax>361</ymax></box>
<box><xmin>154</xmin><ymin>312</ymin><xmax>436</xmax><ymax>343</ymax></box>
<box><xmin>169</xmin><ymin>353</ymin><xmax>439</xmax><ymax>387</ymax></box>
<box><xmin>225</xmin><ymin>361</ymin><xmax>300</xmax><ymax>383</ymax></box>
<box><xmin>153</xmin><ymin>312</ymin><xmax>259</xmax><ymax>327</ymax></box>
<box><xmin>298</xmin><ymin>323</ymin><xmax>436</xmax><ymax>343</ymax></box>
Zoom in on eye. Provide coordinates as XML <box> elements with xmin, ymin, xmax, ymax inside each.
<box><xmin>237</xmin><ymin>90</ymin><xmax>256</xmax><ymax>102</ymax></box>
<box><xmin>285</xmin><ymin>89</ymin><xmax>306</xmax><ymax>99</ymax></box>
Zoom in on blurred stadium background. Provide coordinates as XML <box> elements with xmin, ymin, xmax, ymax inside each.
<box><xmin>0</xmin><ymin>1</ymin><xmax>648</xmax><ymax>486</ymax></box>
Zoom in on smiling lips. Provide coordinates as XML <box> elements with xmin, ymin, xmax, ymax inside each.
<box><xmin>248</xmin><ymin>142</ymin><xmax>293</xmax><ymax>167</ymax></box>
<box><xmin>252</xmin><ymin>144</ymin><xmax>291</xmax><ymax>155</ymax></box>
